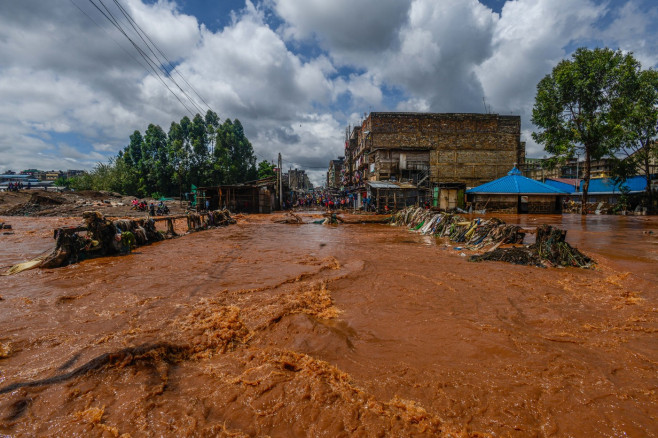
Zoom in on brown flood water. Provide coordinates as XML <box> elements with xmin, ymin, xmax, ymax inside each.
<box><xmin>0</xmin><ymin>213</ymin><xmax>656</xmax><ymax>437</ymax></box>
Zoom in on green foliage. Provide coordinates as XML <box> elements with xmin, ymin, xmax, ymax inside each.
<box><xmin>611</xmin><ymin>68</ymin><xmax>658</xmax><ymax>212</ymax></box>
<box><xmin>532</xmin><ymin>47</ymin><xmax>642</xmax><ymax>213</ymax></box>
<box><xmin>257</xmin><ymin>160</ymin><xmax>276</xmax><ymax>179</ymax></box>
<box><xmin>54</xmin><ymin>176</ymin><xmax>72</xmax><ymax>188</ymax></box>
<box><xmin>613</xmin><ymin>186</ymin><xmax>632</xmax><ymax>213</ymax></box>
<box><xmin>77</xmin><ymin>110</ymin><xmax>258</xmax><ymax>197</ymax></box>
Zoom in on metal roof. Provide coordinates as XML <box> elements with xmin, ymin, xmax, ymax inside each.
<box><xmin>549</xmin><ymin>177</ymin><xmax>582</xmax><ymax>186</ymax></box>
<box><xmin>367</xmin><ymin>180</ymin><xmax>417</xmax><ymax>189</ymax></box>
<box><xmin>576</xmin><ymin>176</ymin><xmax>648</xmax><ymax>194</ymax></box>
<box><xmin>367</xmin><ymin>181</ymin><xmax>402</xmax><ymax>189</ymax></box>
<box><xmin>466</xmin><ymin>167</ymin><xmax>569</xmax><ymax>195</ymax></box>
<box><xmin>544</xmin><ymin>179</ymin><xmax>578</xmax><ymax>194</ymax></box>
<box><xmin>0</xmin><ymin>174</ymin><xmax>31</xmax><ymax>178</ymax></box>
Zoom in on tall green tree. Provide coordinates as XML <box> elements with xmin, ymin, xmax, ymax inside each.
<box><xmin>205</xmin><ymin>109</ymin><xmax>220</xmax><ymax>156</ymax></box>
<box><xmin>257</xmin><ymin>160</ymin><xmax>275</xmax><ymax>179</ymax></box>
<box><xmin>167</xmin><ymin>121</ymin><xmax>188</xmax><ymax>200</ymax></box>
<box><xmin>72</xmin><ymin>113</ymin><xmax>258</xmax><ymax>199</ymax></box>
<box><xmin>217</xmin><ymin>119</ymin><xmax>257</xmax><ymax>183</ymax></box>
<box><xmin>612</xmin><ymin>69</ymin><xmax>658</xmax><ymax>212</ymax></box>
<box><xmin>532</xmin><ymin>47</ymin><xmax>640</xmax><ymax>214</ymax></box>
<box><xmin>143</xmin><ymin>124</ymin><xmax>168</xmax><ymax>197</ymax></box>
<box><xmin>189</xmin><ymin>114</ymin><xmax>209</xmax><ymax>185</ymax></box>
<box><xmin>125</xmin><ymin>130</ymin><xmax>143</xmax><ymax>168</ymax></box>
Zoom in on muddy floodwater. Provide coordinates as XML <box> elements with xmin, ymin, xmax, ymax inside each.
<box><xmin>0</xmin><ymin>213</ymin><xmax>656</xmax><ymax>437</ymax></box>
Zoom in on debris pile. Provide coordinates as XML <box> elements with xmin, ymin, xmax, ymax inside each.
<box><xmin>187</xmin><ymin>209</ymin><xmax>236</xmax><ymax>230</ymax></box>
<box><xmin>4</xmin><ymin>192</ymin><xmax>66</xmax><ymax>216</ymax></box>
<box><xmin>392</xmin><ymin>207</ymin><xmax>593</xmax><ymax>268</ymax></box>
<box><xmin>4</xmin><ymin>209</ymin><xmax>236</xmax><ymax>274</ymax></box>
<box><xmin>533</xmin><ymin>224</ymin><xmax>592</xmax><ymax>267</ymax></box>
<box><xmin>39</xmin><ymin>211</ymin><xmax>166</xmax><ymax>269</ymax></box>
<box><xmin>274</xmin><ymin>212</ymin><xmax>304</xmax><ymax>224</ymax></box>
<box><xmin>391</xmin><ymin>208</ymin><xmax>525</xmax><ymax>250</ymax></box>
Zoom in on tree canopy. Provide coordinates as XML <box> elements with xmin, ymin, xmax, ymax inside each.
<box><xmin>532</xmin><ymin>47</ymin><xmax>641</xmax><ymax>214</ymax></box>
<box><xmin>611</xmin><ymin>68</ymin><xmax>658</xmax><ymax>212</ymax></box>
<box><xmin>71</xmin><ymin>110</ymin><xmax>259</xmax><ymax>197</ymax></box>
<box><xmin>257</xmin><ymin>160</ymin><xmax>276</xmax><ymax>180</ymax></box>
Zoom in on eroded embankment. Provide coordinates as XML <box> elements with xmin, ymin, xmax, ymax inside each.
<box><xmin>0</xmin><ymin>215</ymin><xmax>656</xmax><ymax>436</ymax></box>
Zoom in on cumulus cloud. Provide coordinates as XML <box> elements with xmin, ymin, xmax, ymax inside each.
<box><xmin>599</xmin><ymin>0</ymin><xmax>658</xmax><ymax>68</ymax></box>
<box><xmin>179</xmin><ymin>2</ymin><xmax>344</xmax><ymax>171</ymax></box>
<box><xmin>0</xmin><ymin>0</ymin><xmax>203</xmax><ymax>171</ymax></box>
<box><xmin>333</xmin><ymin>73</ymin><xmax>383</xmax><ymax>108</ymax></box>
<box><xmin>0</xmin><ymin>0</ymin><xmax>346</xmax><ymax>184</ymax></box>
<box><xmin>381</xmin><ymin>0</ymin><xmax>497</xmax><ymax>112</ymax></box>
<box><xmin>476</xmin><ymin>0</ymin><xmax>606</xmax><ymax>156</ymax></box>
<box><xmin>0</xmin><ymin>0</ymin><xmax>656</xmax><ymax>184</ymax></box>
<box><xmin>275</xmin><ymin>0</ymin><xmax>498</xmax><ymax>113</ymax></box>
<box><xmin>274</xmin><ymin>0</ymin><xmax>411</xmax><ymax>63</ymax></box>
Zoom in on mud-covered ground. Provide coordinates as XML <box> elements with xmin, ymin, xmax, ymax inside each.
<box><xmin>0</xmin><ymin>212</ymin><xmax>656</xmax><ymax>437</ymax></box>
<box><xmin>0</xmin><ymin>190</ymin><xmax>186</xmax><ymax>217</ymax></box>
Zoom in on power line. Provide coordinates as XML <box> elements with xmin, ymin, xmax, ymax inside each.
<box><xmin>87</xmin><ymin>0</ymin><xmax>195</xmax><ymax>115</ymax></box>
<box><xmin>111</xmin><ymin>0</ymin><xmax>213</xmax><ymax>113</ymax></box>
<box><xmin>69</xmin><ymin>0</ymin><xmax>151</xmax><ymax>75</ymax></box>
<box><xmin>91</xmin><ymin>0</ymin><xmax>199</xmax><ymax>115</ymax></box>
<box><xmin>109</xmin><ymin>0</ymin><xmax>207</xmax><ymax>115</ymax></box>
<box><xmin>82</xmin><ymin>0</ymin><xmax>197</xmax><ymax>116</ymax></box>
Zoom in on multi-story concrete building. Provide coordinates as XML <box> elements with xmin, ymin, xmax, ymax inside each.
<box><xmin>522</xmin><ymin>158</ymin><xmax>616</xmax><ymax>181</ymax></box>
<box><xmin>327</xmin><ymin>157</ymin><xmax>344</xmax><ymax>189</ymax></box>
<box><xmin>346</xmin><ymin>112</ymin><xmax>525</xmax><ymax>189</ymax></box>
<box><xmin>287</xmin><ymin>168</ymin><xmax>313</xmax><ymax>192</ymax></box>
<box><xmin>344</xmin><ymin>126</ymin><xmax>360</xmax><ymax>186</ymax></box>
<box><xmin>35</xmin><ymin>170</ymin><xmax>64</xmax><ymax>181</ymax></box>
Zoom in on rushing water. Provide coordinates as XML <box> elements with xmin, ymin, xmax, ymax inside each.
<box><xmin>0</xmin><ymin>213</ymin><xmax>656</xmax><ymax>436</ymax></box>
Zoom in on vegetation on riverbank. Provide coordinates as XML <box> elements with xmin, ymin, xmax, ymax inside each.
<box><xmin>68</xmin><ymin>110</ymin><xmax>271</xmax><ymax>198</ymax></box>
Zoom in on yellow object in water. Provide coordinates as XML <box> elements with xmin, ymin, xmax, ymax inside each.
<box><xmin>2</xmin><ymin>256</ymin><xmax>45</xmax><ymax>276</ymax></box>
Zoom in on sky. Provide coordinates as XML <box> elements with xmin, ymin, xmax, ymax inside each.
<box><xmin>1</xmin><ymin>0</ymin><xmax>657</xmax><ymax>186</ymax></box>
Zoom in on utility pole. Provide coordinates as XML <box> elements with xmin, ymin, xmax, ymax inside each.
<box><xmin>278</xmin><ymin>153</ymin><xmax>283</xmax><ymax>209</ymax></box>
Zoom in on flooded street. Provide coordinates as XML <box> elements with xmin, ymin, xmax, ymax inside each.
<box><xmin>0</xmin><ymin>213</ymin><xmax>657</xmax><ymax>437</ymax></box>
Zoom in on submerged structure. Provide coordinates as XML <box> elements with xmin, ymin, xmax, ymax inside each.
<box><xmin>3</xmin><ymin>210</ymin><xmax>235</xmax><ymax>275</ymax></box>
<box><xmin>466</xmin><ymin>167</ymin><xmax>569</xmax><ymax>213</ymax></box>
<box><xmin>392</xmin><ymin>206</ymin><xmax>593</xmax><ymax>268</ymax></box>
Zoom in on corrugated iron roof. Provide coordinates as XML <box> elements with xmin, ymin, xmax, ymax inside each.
<box><xmin>367</xmin><ymin>181</ymin><xmax>402</xmax><ymax>189</ymax></box>
<box><xmin>576</xmin><ymin>176</ymin><xmax>648</xmax><ymax>194</ymax></box>
<box><xmin>367</xmin><ymin>180</ymin><xmax>417</xmax><ymax>189</ymax></box>
<box><xmin>466</xmin><ymin>167</ymin><xmax>569</xmax><ymax>195</ymax></box>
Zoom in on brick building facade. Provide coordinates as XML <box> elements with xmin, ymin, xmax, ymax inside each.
<box><xmin>346</xmin><ymin>112</ymin><xmax>525</xmax><ymax>189</ymax></box>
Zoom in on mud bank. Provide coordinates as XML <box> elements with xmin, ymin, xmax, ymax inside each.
<box><xmin>0</xmin><ymin>214</ymin><xmax>656</xmax><ymax>436</ymax></box>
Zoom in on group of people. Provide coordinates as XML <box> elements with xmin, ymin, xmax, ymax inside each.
<box><xmin>5</xmin><ymin>181</ymin><xmax>30</xmax><ymax>191</ymax></box>
<box><xmin>131</xmin><ymin>199</ymin><xmax>170</xmax><ymax>216</ymax></box>
<box><xmin>292</xmin><ymin>192</ymin><xmax>375</xmax><ymax>211</ymax></box>
<box><xmin>131</xmin><ymin>199</ymin><xmax>149</xmax><ymax>211</ymax></box>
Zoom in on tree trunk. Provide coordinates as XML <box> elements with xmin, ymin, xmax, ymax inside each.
<box><xmin>645</xmin><ymin>153</ymin><xmax>654</xmax><ymax>214</ymax></box>
<box><xmin>582</xmin><ymin>148</ymin><xmax>591</xmax><ymax>215</ymax></box>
